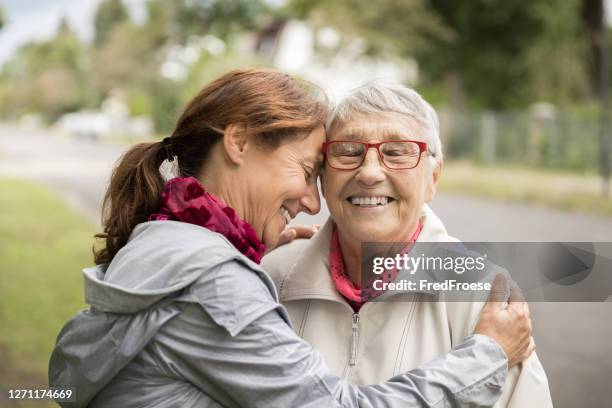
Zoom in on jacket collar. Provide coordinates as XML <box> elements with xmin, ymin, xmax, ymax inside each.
<box><xmin>278</xmin><ymin>204</ymin><xmax>453</xmax><ymax>304</ymax></box>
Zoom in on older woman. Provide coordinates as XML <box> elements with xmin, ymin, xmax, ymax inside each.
<box><xmin>263</xmin><ymin>81</ymin><xmax>553</xmax><ymax>407</ymax></box>
<box><xmin>50</xmin><ymin>70</ymin><xmax>533</xmax><ymax>408</ymax></box>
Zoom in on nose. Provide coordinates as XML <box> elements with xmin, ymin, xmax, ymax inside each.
<box><xmin>300</xmin><ymin>181</ymin><xmax>321</xmax><ymax>215</ymax></box>
<box><xmin>355</xmin><ymin>149</ymin><xmax>386</xmax><ymax>185</ymax></box>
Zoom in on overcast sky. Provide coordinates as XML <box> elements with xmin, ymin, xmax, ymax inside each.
<box><xmin>1</xmin><ymin>0</ymin><xmax>612</xmax><ymax>67</ymax></box>
<box><xmin>0</xmin><ymin>0</ymin><xmax>146</xmax><ymax>66</ymax></box>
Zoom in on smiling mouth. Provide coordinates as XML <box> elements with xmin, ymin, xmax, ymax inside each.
<box><xmin>347</xmin><ymin>196</ymin><xmax>395</xmax><ymax>207</ymax></box>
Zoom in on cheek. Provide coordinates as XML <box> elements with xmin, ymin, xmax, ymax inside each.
<box><xmin>393</xmin><ymin>174</ymin><xmax>426</xmax><ymax>205</ymax></box>
<box><xmin>270</xmin><ymin>174</ymin><xmax>309</xmax><ymax>211</ymax></box>
<box><xmin>323</xmin><ymin>172</ymin><xmax>348</xmax><ymax>200</ymax></box>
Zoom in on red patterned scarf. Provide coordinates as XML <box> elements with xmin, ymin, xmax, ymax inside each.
<box><xmin>329</xmin><ymin>221</ymin><xmax>423</xmax><ymax>311</ymax></box>
<box><xmin>149</xmin><ymin>177</ymin><xmax>267</xmax><ymax>264</ymax></box>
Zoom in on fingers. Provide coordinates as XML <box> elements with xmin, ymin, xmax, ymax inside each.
<box><xmin>275</xmin><ymin>228</ymin><xmax>296</xmax><ymax>247</ymax></box>
<box><xmin>508</xmin><ymin>281</ymin><xmax>529</xmax><ymax>317</ymax></box>
<box><xmin>523</xmin><ymin>335</ymin><xmax>535</xmax><ymax>357</ymax></box>
<box><xmin>508</xmin><ymin>280</ymin><xmax>526</xmax><ymax>303</ymax></box>
<box><xmin>527</xmin><ymin>336</ymin><xmax>536</xmax><ymax>356</ymax></box>
<box><xmin>288</xmin><ymin>225</ymin><xmax>319</xmax><ymax>239</ymax></box>
<box><xmin>508</xmin><ymin>332</ymin><xmax>535</xmax><ymax>368</ymax></box>
<box><xmin>485</xmin><ymin>273</ymin><xmax>509</xmax><ymax>309</ymax></box>
<box><xmin>512</xmin><ymin>316</ymin><xmax>534</xmax><ymax>367</ymax></box>
<box><xmin>274</xmin><ymin>225</ymin><xmax>319</xmax><ymax>249</ymax></box>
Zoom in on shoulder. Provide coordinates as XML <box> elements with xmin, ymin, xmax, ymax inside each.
<box><xmin>180</xmin><ymin>259</ymin><xmax>289</xmax><ymax>336</ymax></box>
<box><xmin>443</xmin><ymin>261</ymin><xmax>511</xmax><ymax>343</ymax></box>
<box><xmin>131</xmin><ymin>220</ymin><xmax>236</xmax><ymax>252</ymax></box>
<box><xmin>419</xmin><ymin>204</ymin><xmax>460</xmax><ymax>242</ymax></box>
<box><xmin>127</xmin><ymin>220</ymin><xmax>267</xmax><ymax>276</ymax></box>
<box><xmin>261</xmin><ymin>239</ymin><xmax>310</xmax><ymax>287</ymax></box>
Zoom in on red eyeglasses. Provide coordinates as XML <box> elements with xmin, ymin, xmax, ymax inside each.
<box><xmin>322</xmin><ymin>140</ymin><xmax>432</xmax><ymax>170</ymax></box>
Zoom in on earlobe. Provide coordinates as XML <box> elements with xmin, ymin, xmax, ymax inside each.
<box><xmin>222</xmin><ymin>123</ymin><xmax>249</xmax><ymax>165</ymax></box>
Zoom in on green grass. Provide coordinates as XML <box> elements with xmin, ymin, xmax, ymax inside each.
<box><xmin>0</xmin><ymin>178</ymin><xmax>93</xmax><ymax>397</ymax></box>
<box><xmin>439</xmin><ymin>161</ymin><xmax>612</xmax><ymax>216</ymax></box>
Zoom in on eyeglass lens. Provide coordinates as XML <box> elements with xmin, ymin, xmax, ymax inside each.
<box><xmin>327</xmin><ymin>141</ymin><xmax>421</xmax><ymax>169</ymax></box>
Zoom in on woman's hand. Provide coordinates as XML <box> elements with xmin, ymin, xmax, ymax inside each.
<box><xmin>474</xmin><ymin>274</ymin><xmax>535</xmax><ymax>368</ymax></box>
<box><xmin>275</xmin><ymin>225</ymin><xmax>321</xmax><ymax>248</ymax></box>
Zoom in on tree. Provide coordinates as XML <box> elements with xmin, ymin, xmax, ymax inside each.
<box><xmin>94</xmin><ymin>0</ymin><xmax>129</xmax><ymax>47</ymax></box>
<box><xmin>583</xmin><ymin>0</ymin><xmax>611</xmax><ymax>195</ymax></box>
<box><xmin>289</xmin><ymin>0</ymin><xmax>444</xmax><ymax>57</ymax></box>
<box><xmin>92</xmin><ymin>21</ymin><xmax>160</xmax><ymax>94</ymax></box>
<box><xmin>289</xmin><ymin>0</ymin><xmax>577</xmax><ymax>109</ymax></box>
<box><xmin>527</xmin><ymin>0</ymin><xmax>589</xmax><ymax>105</ymax></box>
<box><xmin>420</xmin><ymin>1</ymin><xmax>548</xmax><ymax>109</ymax></box>
<box><xmin>0</xmin><ymin>5</ymin><xmax>5</xmax><ymax>30</ymax></box>
<box><xmin>90</xmin><ymin>0</ymin><xmax>275</xmax><ymax>132</ymax></box>
<box><xmin>0</xmin><ymin>19</ymin><xmax>91</xmax><ymax>121</ymax></box>
<box><xmin>142</xmin><ymin>0</ymin><xmax>272</xmax><ymax>44</ymax></box>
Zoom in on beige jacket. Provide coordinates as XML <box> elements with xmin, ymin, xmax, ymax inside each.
<box><xmin>262</xmin><ymin>205</ymin><xmax>553</xmax><ymax>407</ymax></box>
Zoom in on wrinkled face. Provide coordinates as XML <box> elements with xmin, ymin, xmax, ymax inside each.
<box><xmin>245</xmin><ymin>126</ymin><xmax>325</xmax><ymax>248</ymax></box>
<box><xmin>323</xmin><ymin>112</ymin><xmax>440</xmax><ymax>243</ymax></box>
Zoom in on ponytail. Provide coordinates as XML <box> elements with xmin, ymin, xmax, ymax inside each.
<box><xmin>93</xmin><ymin>141</ymin><xmax>166</xmax><ymax>265</ymax></box>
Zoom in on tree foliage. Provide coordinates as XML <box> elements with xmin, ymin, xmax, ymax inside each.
<box><xmin>420</xmin><ymin>0</ymin><xmax>547</xmax><ymax>109</ymax></box>
<box><xmin>94</xmin><ymin>0</ymin><xmax>129</xmax><ymax>47</ymax></box>
<box><xmin>0</xmin><ymin>20</ymin><xmax>91</xmax><ymax>120</ymax></box>
<box><xmin>527</xmin><ymin>0</ymin><xmax>589</xmax><ymax>105</ymax></box>
<box><xmin>143</xmin><ymin>0</ymin><xmax>273</xmax><ymax>43</ymax></box>
<box><xmin>289</xmin><ymin>0</ymin><xmax>591</xmax><ymax>109</ymax></box>
<box><xmin>0</xmin><ymin>0</ymin><xmax>601</xmax><ymax>130</ymax></box>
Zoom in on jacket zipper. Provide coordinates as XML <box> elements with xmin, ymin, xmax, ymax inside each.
<box><xmin>349</xmin><ymin>313</ymin><xmax>360</xmax><ymax>366</ymax></box>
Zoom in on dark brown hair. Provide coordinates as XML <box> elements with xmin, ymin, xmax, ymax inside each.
<box><xmin>94</xmin><ymin>68</ymin><xmax>328</xmax><ymax>264</ymax></box>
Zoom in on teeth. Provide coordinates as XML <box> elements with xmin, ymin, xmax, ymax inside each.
<box><xmin>281</xmin><ymin>206</ymin><xmax>292</xmax><ymax>224</ymax></box>
<box><xmin>349</xmin><ymin>196</ymin><xmax>390</xmax><ymax>206</ymax></box>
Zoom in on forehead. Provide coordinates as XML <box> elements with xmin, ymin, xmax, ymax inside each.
<box><xmin>328</xmin><ymin>111</ymin><xmax>426</xmax><ymax>142</ymax></box>
<box><xmin>281</xmin><ymin>125</ymin><xmax>325</xmax><ymax>163</ymax></box>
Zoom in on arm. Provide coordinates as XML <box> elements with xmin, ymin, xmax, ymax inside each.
<box><xmin>482</xmin><ymin>298</ymin><xmax>552</xmax><ymax>408</ymax></box>
<box><xmin>151</xmin><ymin>302</ymin><xmax>508</xmax><ymax>408</ymax></box>
<box><xmin>448</xmin><ymin>276</ymin><xmax>553</xmax><ymax>408</ymax></box>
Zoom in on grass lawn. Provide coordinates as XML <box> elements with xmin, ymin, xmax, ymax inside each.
<box><xmin>440</xmin><ymin>161</ymin><xmax>612</xmax><ymax>216</ymax></box>
<box><xmin>0</xmin><ymin>178</ymin><xmax>94</xmax><ymax>400</ymax></box>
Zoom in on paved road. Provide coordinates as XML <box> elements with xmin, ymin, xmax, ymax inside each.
<box><xmin>1</xmin><ymin>126</ymin><xmax>611</xmax><ymax>407</ymax></box>
<box><xmin>0</xmin><ymin>126</ymin><xmax>121</xmax><ymax>223</ymax></box>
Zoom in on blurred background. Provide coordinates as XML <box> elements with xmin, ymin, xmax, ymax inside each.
<box><xmin>0</xmin><ymin>0</ymin><xmax>611</xmax><ymax>407</ymax></box>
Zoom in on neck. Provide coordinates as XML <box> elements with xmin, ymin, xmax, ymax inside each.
<box><xmin>337</xmin><ymin>218</ymin><xmax>421</xmax><ymax>285</ymax></box>
<box><xmin>337</xmin><ymin>229</ymin><xmax>362</xmax><ymax>284</ymax></box>
<box><xmin>197</xmin><ymin>154</ymin><xmax>248</xmax><ymax>224</ymax></box>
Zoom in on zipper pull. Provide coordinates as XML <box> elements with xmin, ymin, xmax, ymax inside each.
<box><xmin>350</xmin><ymin>313</ymin><xmax>360</xmax><ymax>366</ymax></box>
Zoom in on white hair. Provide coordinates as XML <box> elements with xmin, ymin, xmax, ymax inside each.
<box><xmin>326</xmin><ymin>80</ymin><xmax>443</xmax><ymax>169</ymax></box>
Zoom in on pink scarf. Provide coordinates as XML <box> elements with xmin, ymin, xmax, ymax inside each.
<box><xmin>329</xmin><ymin>221</ymin><xmax>423</xmax><ymax>311</ymax></box>
<box><xmin>149</xmin><ymin>177</ymin><xmax>267</xmax><ymax>264</ymax></box>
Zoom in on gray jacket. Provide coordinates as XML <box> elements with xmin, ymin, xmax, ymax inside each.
<box><xmin>49</xmin><ymin>220</ymin><xmax>508</xmax><ymax>408</ymax></box>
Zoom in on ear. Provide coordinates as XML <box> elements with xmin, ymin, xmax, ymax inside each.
<box><xmin>222</xmin><ymin>123</ymin><xmax>250</xmax><ymax>165</ymax></box>
<box><xmin>424</xmin><ymin>159</ymin><xmax>443</xmax><ymax>202</ymax></box>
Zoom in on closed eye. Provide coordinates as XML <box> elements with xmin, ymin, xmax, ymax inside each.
<box><xmin>304</xmin><ymin>166</ymin><xmax>314</xmax><ymax>183</ymax></box>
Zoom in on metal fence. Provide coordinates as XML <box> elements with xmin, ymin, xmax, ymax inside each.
<box><xmin>438</xmin><ymin>107</ymin><xmax>601</xmax><ymax>172</ymax></box>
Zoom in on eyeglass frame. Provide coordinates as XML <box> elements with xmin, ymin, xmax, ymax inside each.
<box><xmin>322</xmin><ymin>139</ymin><xmax>435</xmax><ymax>170</ymax></box>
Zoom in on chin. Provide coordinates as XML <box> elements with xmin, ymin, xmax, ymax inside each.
<box><xmin>354</xmin><ymin>225</ymin><xmax>395</xmax><ymax>243</ymax></box>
